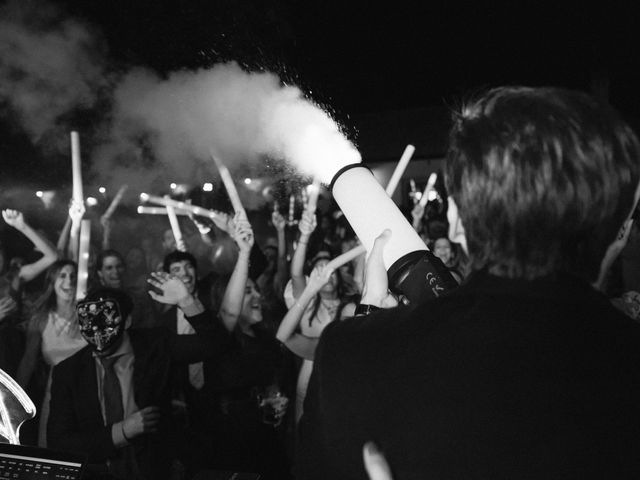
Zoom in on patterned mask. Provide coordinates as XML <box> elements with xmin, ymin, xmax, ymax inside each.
<box><xmin>76</xmin><ymin>297</ymin><xmax>124</xmax><ymax>352</ymax></box>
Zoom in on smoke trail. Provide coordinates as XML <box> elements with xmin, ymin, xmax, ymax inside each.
<box><xmin>0</xmin><ymin>0</ymin><xmax>108</xmax><ymax>153</ymax></box>
<box><xmin>0</xmin><ymin>1</ymin><xmax>361</xmax><ymax>204</ymax></box>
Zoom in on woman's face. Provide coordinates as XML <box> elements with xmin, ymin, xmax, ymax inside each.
<box><xmin>240</xmin><ymin>279</ymin><xmax>263</xmax><ymax>325</ymax></box>
<box><xmin>54</xmin><ymin>265</ymin><xmax>77</xmax><ymax>302</ymax></box>
<box><xmin>433</xmin><ymin>238</ymin><xmax>453</xmax><ymax>265</ymax></box>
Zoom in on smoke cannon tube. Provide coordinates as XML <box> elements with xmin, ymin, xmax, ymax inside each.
<box><xmin>330</xmin><ymin>164</ymin><xmax>457</xmax><ymax>303</ymax></box>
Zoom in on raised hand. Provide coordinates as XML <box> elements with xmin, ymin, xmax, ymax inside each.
<box><xmin>209</xmin><ymin>210</ymin><xmax>234</xmax><ymax>235</ymax></box>
<box><xmin>363</xmin><ymin>442</ymin><xmax>394</xmax><ymax>480</ymax></box>
<box><xmin>2</xmin><ymin>210</ymin><xmax>25</xmax><ymax>231</ymax></box>
<box><xmin>298</xmin><ymin>210</ymin><xmax>317</xmax><ymax>236</ymax></box>
<box><xmin>307</xmin><ymin>264</ymin><xmax>334</xmax><ymax>294</ymax></box>
<box><xmin>68</xmin><ymin>199</ymin><xmax>86</xmax><ymax>225</ymax></box>
<box><xmin>232</xmin><ymin>211</ymin><xmax>254</xmax><ymax>253</ymax></box>
<box><xmin>272</xmin><ymin>210</ymin><xmax>286</xmax><ymax>232</ymax></box>
<box><xmin>122</xmin><ymin>406</ymin><xmax>161</xmax><ymax>439</ymax></box>
<box><xmin>147</xmin><ymin>271</ymin><xmax>190</xmax><ymax>305</ymax></box>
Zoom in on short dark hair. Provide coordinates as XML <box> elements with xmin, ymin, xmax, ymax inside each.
<box><xmin>96</xmin><ymin>249</ymin><xmax>124</xmax><ymax>271</ymax></box>
<box><xmin>446</xmin><ymin>86</ymin><xmax>640</xmax><ymax>281</ymax></box>
<box><xmin>163</xmin><ymin>250</ymin><xmax>198</xmax><ymax>273</ymax></box>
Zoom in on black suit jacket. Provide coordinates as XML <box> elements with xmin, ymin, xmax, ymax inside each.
<box><xmin>298</xmin><ymin>271</ymin><xmax>640</xmax><ymax>480</ymax></box>
<box><xmin>47</xmin><ymin>309</ymin><xmax>229</xmax><ymax>479</ymax></box>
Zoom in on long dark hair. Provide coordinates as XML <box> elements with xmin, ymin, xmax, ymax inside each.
<box><xmin>30</xmin><ymin>260</ymin><xmax>77</xmax><ymax>331</ymax></box>
<box><xmin>307</xmin><ymin>257</ymin><xmax>355</xmax><ymax>326</ymax></box>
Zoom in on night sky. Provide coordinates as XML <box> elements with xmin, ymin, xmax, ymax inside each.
<box><xmin>1</xmin><ymin>0</ymin><xmax>640</xmax><ymax>187</ymax></box>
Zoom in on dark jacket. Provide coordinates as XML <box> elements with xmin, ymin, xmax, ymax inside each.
<box><xmin>298</xmin><ymin>271</ymin><xmax>640</xmax><ymax>480</ymax></box>
<box><xmin>47</xmin><ymin>309</ymin><xmax>229</xmax><ymax>480</ymax></box>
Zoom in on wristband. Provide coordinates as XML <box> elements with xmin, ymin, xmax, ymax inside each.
<box><xmin>354</xmin><ymin>303</ymin><xmax>381</xmax><ymax>316</ymax></box>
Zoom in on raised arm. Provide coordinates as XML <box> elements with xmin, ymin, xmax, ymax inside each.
<box><xmin>56</xmin><ymin>215</ymin><xmax>72</xmax><ymax>258</ymax></box>
<box><xmin>290</xmin><ymin>210</ymin><xmax>316</xmax><ymax>299</ymax></box>
<box><xmin>2</xmin><ymin>210</ymin><xmax>58</xmax><ymax>282</ymax></box>
<box><xmin>67</xmin><ymin>199</ymin><xmax>85</xmax><ymax>261</ymax></box>
<box><xmin>276</xmin><ymin>264</ymin><xmax>333</xmax><ymax>360</ymax></box>
<box><xmin>218</xmin><ymin>212</ymin><xmax>254</xmax><ymax>332</ymax></box>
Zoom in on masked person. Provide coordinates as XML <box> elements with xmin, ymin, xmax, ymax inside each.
<box><xmin>47</xmin><ymin>280</ymin><xmax>230</xmax><ymax>480</ymax></box>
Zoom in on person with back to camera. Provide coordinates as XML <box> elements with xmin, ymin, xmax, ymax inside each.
<box><xmin>298</xmin><ymin>86</ymin><xmax>640</xmax><ymax>480</ymax></box>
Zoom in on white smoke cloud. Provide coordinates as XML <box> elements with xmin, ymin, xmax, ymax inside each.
<box><xmin>0</xmin><ymin>0</ymin><xmax>108</xmax><ymax>152</ymax></box>
<box><xmin>0</xmin><ymin>1</ymin><xmax>361</xmax><ymax>207</ymax></box>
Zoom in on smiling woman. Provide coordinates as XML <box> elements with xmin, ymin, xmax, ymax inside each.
<box><xmin>16</xmin><ymin>260</ymin><xmax>87</xmax><ymax>447</ymax></box>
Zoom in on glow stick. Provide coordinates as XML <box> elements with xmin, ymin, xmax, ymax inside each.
<box><xmin>70</xmin><ymin>131</ymin><xmax>83</xmax><ymax>205</ymax></box>
<box><xmin>410</xmin><ymin>179</ymin><xmax>418</xmax><ymax>203</ymax></box>
<box><xmin>306</xmin><ymin>178</ymin><xmax>322</xmax><ymax>214</ymax></box>
<box><xmin>102</xmin><ymin>185</ymin><xmax>128</xmax><ymax>220</ymax></box>
<box><xmin>288</xmin><ymin>194</ymin><xmax>295</xmax><ymax>223</ymax></box>
<box><xmin>137</xmin><ymin>206</ymin><xmax>190</xmax><ymax>216</ymax></box>
<box><xmin>301</xmin><ymin>188</ymin><xmax>309</xmax><ymax>210</ymax></box>
<box><xmin>76</xmin><ymin>219</ymin><xmax>91</xmax><ymax>301</ymax></box>
<box><xmin>165</xmin><ymin>200</ymin><xmax>186</xmax><ymax>252</ymax></box>
<box><xmin>210</xmin><ymin>154</ymin><xmax>245</xmax><ymax>214</ymax></box>
<box><xmin>419</xmin><ymin>173</ymin><xmax>438</xmax><ymax>208</ymax></box>
<box><xmin>139</xmin><ymin>193</ymin><xmax>222</xmax><ymax>220</ymax></box>
<box><xmin>385</xmin><ymin>144</ymin><xmax>415</xmax><ymax>196</ymax></box>
<box><xmin>326</xmin><ymin>245</ymin><xmax>366</xmax><ymax>272</ymax></box>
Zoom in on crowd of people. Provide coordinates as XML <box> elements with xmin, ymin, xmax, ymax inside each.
<box><xmin>1</xmin><ymin>85</ymin><xmax>640</xmax><ymax>480</ymax></box>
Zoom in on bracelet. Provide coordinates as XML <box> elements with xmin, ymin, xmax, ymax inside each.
<box><xmin>354</xmin><ymin>303</ymin><xmax>381</xmax><ymax>316</ymax></box>
<box><xmin>121</xmin><ymin>423</ymin><xmax>130</xmax><ymax>442</ymax></box>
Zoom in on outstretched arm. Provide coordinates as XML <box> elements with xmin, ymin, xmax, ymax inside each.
<box><xmin>219</xmin><ymin>212</ymin><xmax>254</xmax><ymax>332</ymax></box>
<box><xmin>276</xmin><ymin>264</ymin><xmax>332</xmax><ymax>360</ymax></box>
<box><xmin>2</xmin><ymin>210</ymin><xmax>58</xmax><ymax>282</ymax></box>
<box><xmin>290</xmin><ymin>210</ymin><xmax>316</xmax><ymax>299</ymax></box>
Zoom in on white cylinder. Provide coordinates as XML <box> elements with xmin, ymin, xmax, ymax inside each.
<box><xmin>76</xmin><ymin>219</ymin><xmax>91</xmax><ymax>301</ymax></box>
<box><xmin>70</xmin><ymin>131</ymin><xmax>83</xmax><ymax>204</ymax></box>
<box><xmin>331</xmin><ymin>165</ymin><xmax>427</xmax><ymax>269</ymax></box>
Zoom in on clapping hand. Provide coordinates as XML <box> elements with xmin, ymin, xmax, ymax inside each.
<box><xmin>2</xmin><ymin>209</ymin><xmax>25</xmax><ymax>231</ymax></box>
<box><xmin>147</xmin><ymin>272</ymin><xmax>190</xmax><ymax>305</ymax></box>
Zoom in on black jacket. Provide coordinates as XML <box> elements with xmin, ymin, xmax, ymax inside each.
<box><xmin>298</xmin><ymin>271</ymin><xmax>640</xmax><ymax>479</ymax></box>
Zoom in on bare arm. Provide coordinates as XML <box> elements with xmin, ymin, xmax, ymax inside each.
<box><xmin>56</xmin><ymin>215</ymin><xmax>72</xmax><ymax>258</ymax></box>
<box><xmin>290</xmin><ymin>210</ymin><xmax>316</xmax><ymax>299</ymax></box>
<box><xmin>219</xmin><ymin>212</ymin><xmax>254</xmax><ymax>332</ymax></box>
<box><xmin>2</xmin><ymin>210</ymin><xmax>58</xmax><ymax>282</ymax></box>
<box><xmin>67</xmin><ymin>200</ymin><xmax>85</xmax><ymax>261</ymax></box>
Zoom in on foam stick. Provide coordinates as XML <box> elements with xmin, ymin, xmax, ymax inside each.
<box><xmin>139</xmin><ymin>193</ymin><xmax>222</xmax><ymax>220</ymax></box>
<box><xmin>385</xmin><ymin>144</ymin><xmax>415</xmax><ymax>196</ymax></box>
<box><xmin>137</xmin><ymin>206</ymin><xmax>190</xmax><ymax>216</ymax></box>
<box><xmin>288</xmin><ymin>194</ymin><xmax>295</xmax><ymax>223</ymax></box>
<box><xmin>409</xmin><ymin>179</ymin><xmax>418</xmax><ymax>203</ymax></box>
<box><xmin>76</xmin><ymin>219</ymin><xmax>91</xmax><ymax>301</ymax></box>
<box><xmin>102</xmin><ymin>185</ymin><xmax>128</xmax><ymax>221</ymax></box>
<box><xmin>305</xmin><ymin>178</ymin><xmax>322</xmax><ymax>214</ymax></box>
<box><xmin>210</xmin><ymin>154</ymin><xmax>245</xmax><ymax>214</ymax></box>
<box><xmin>70</xmin><ymin>131</ymin><xmax>83</xmax><ymax>205</ymax></box>
<box><xmin>419</xmin><ymin>173</ymin><xmax>438</xmax><ymax>208</ymax></box>
<box><xmin>326</xmin><ymin>244</ymin><xmax>367</xmax><ymax>272</ymax></box>
<box><xmin>301</xmin><ymin>188</ymin><xmax>309</xmax><ymax>210</ymax></box>
<box><xmin>165</xmin><ymin>200</ymin><xmax>186</xmax><ymax>252</ymax></box>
